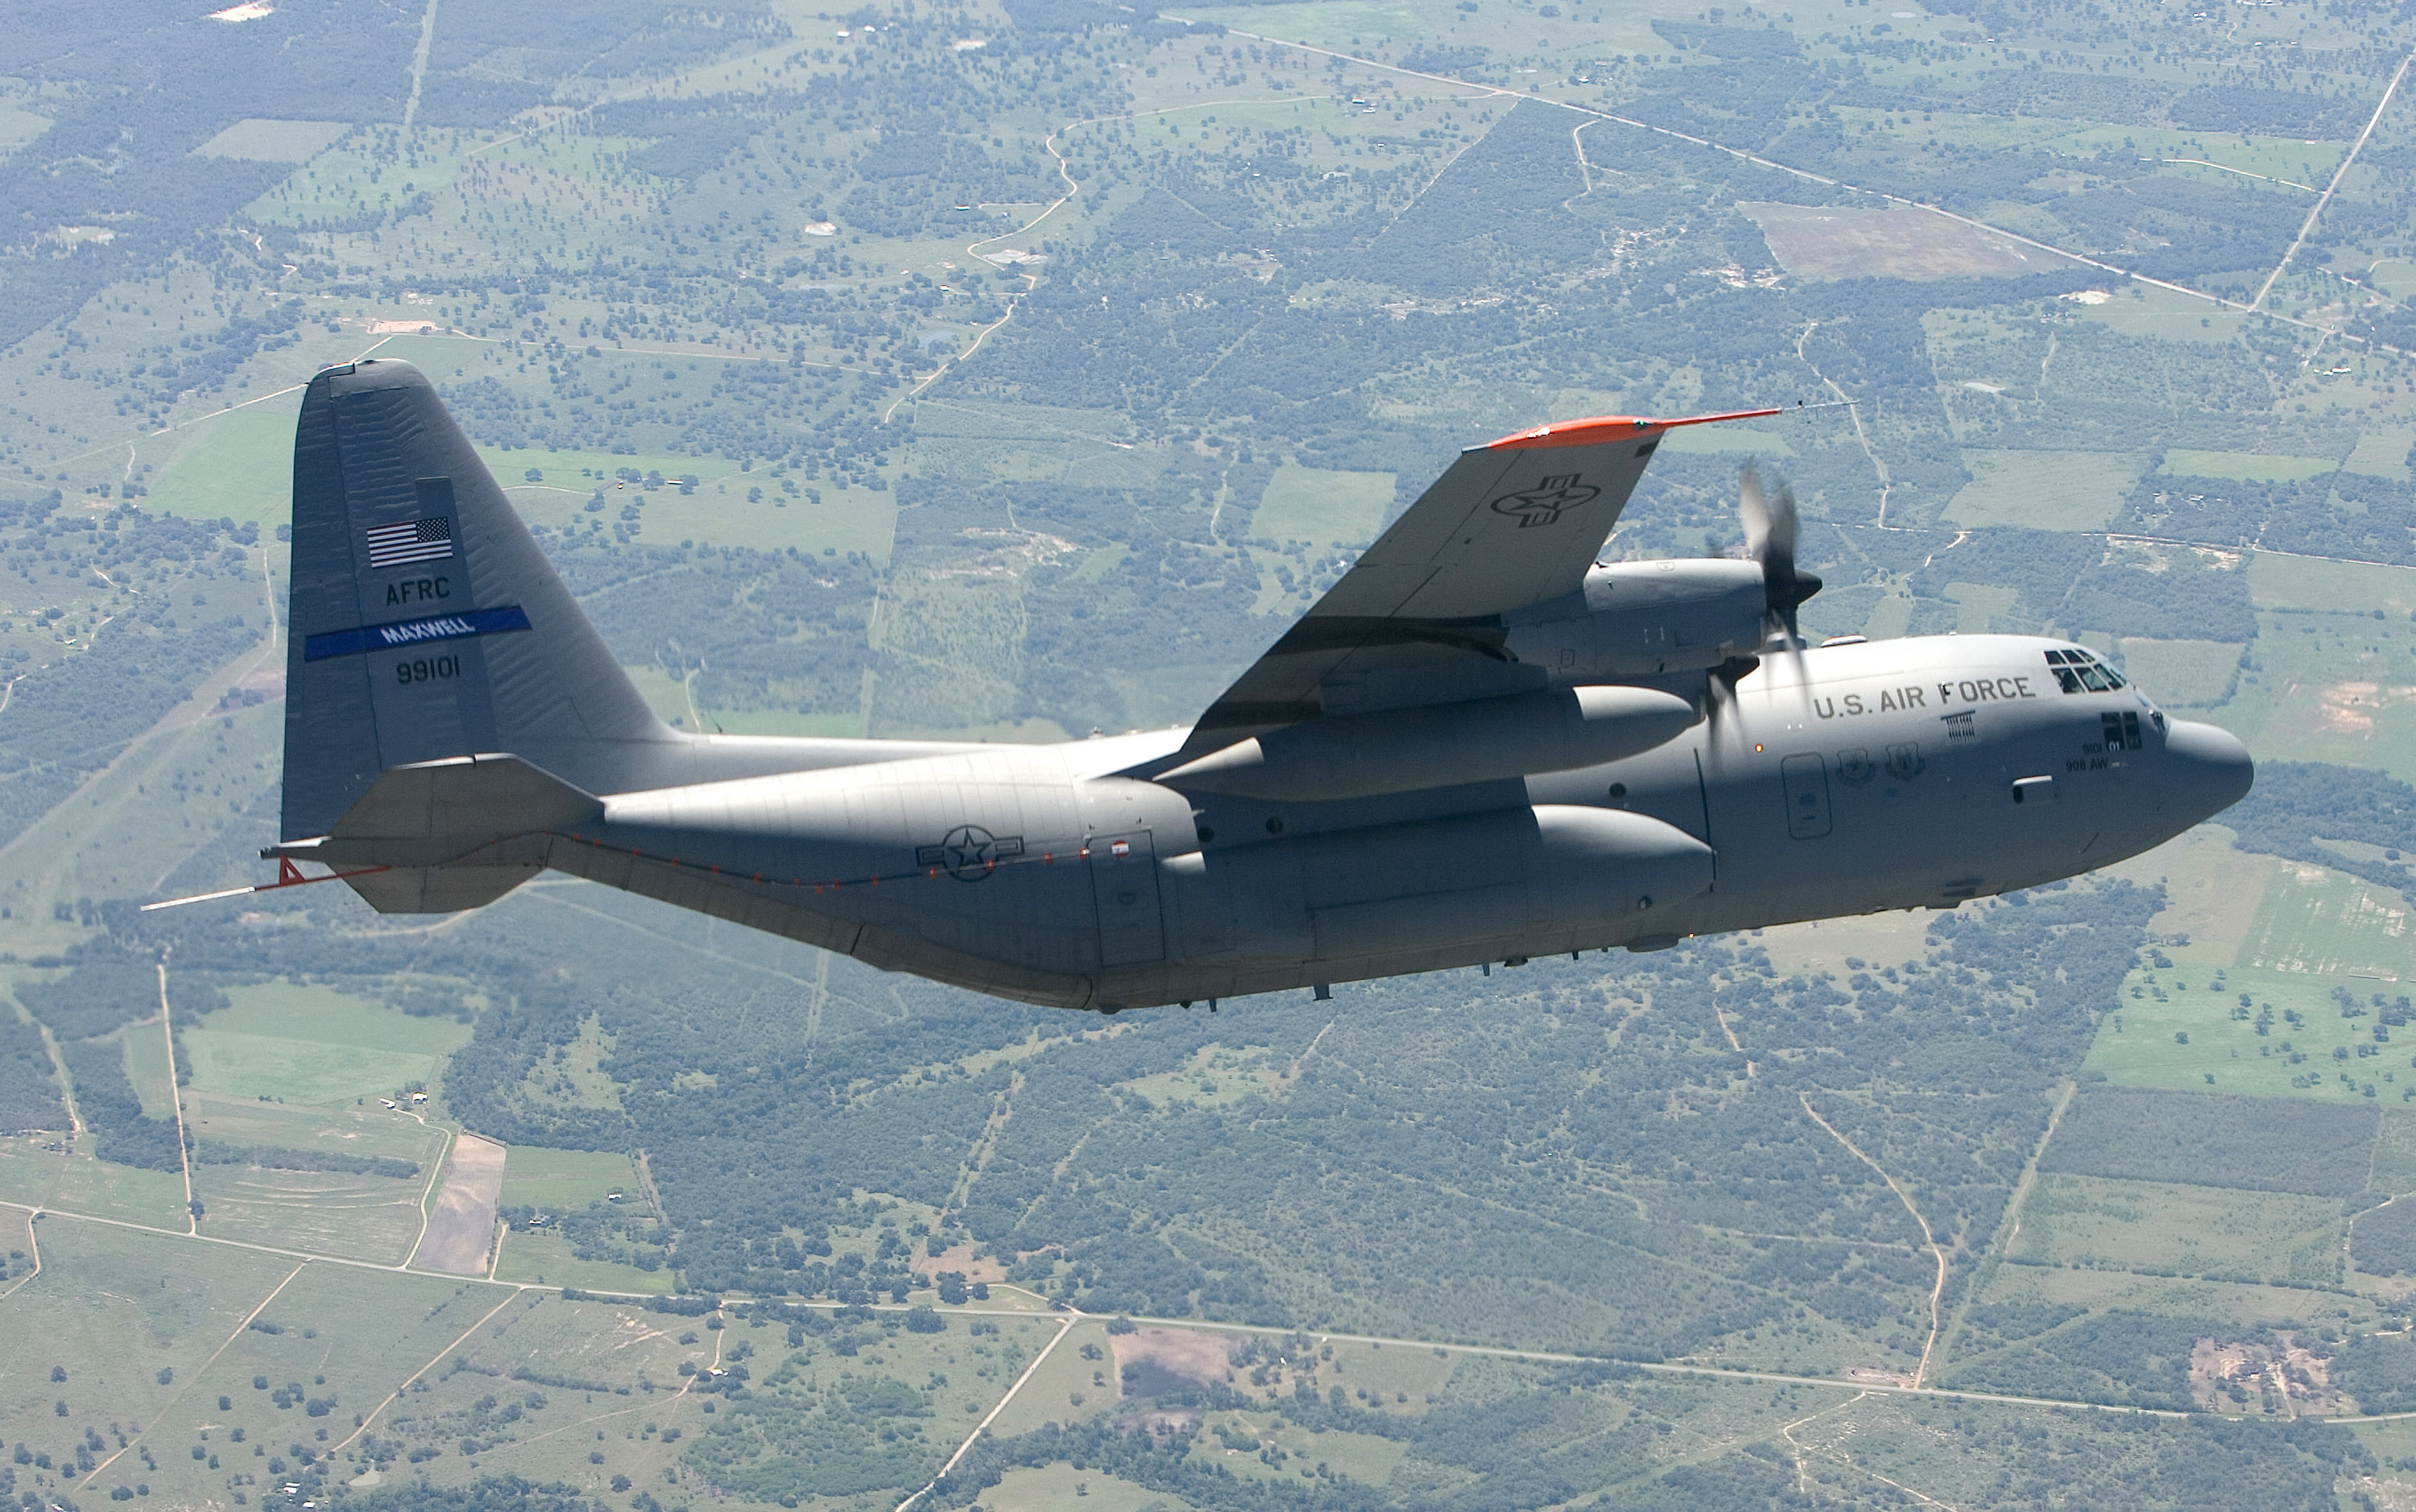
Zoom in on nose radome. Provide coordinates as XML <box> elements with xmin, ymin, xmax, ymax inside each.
<box><xmin>2163</xmin><ymin>719</ymin><xmax>2253</xmax><ymax>820</ymax></box>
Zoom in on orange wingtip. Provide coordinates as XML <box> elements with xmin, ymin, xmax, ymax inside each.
<box><xmin>1486</xmin><ymin>407</ymin><xmax>1784</xmax><ymax>450</ymax></box>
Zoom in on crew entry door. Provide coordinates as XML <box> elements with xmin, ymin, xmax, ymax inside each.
<box><xmin>1089</xmin><ymin>830</ymin><xmax>1166</xmax><ymax>967</ymax></box>
<box><xmin>1782</xmin><ymin>754</ymin><xmax>1832</xmax><ymax>840</ymax></box>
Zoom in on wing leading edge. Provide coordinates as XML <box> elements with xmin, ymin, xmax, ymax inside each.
<box><xmin>1171</xmin><ymin>408</ymin><xmax>1780</xmax><ymax>759</ymax></box>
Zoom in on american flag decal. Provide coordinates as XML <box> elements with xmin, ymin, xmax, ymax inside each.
<box><xmin>365</xmin><ymin>516</ymin><xmax>453</xmax><ymax>568</ymax></box>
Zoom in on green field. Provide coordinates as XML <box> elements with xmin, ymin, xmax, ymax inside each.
<box><xmin>1945</xmin><ymin>449</ymin><xmax>2148</xmax><ymax>531</ymax></box>
<box><xmin>1177</xmin><ymin>0</ymin><xmax>1432</xmax><ymax>44</ymax></box>
<box><xmin>2081</xmin><ymin>855</ymin><xmax>2416</xmax><ymax>1103</ymax></box>
<box><xmin>2117</xmin><ymin>638</ymin><xmax>2242</xmax><ymax>705</ymax></box>
<box><xmin>0</xmin><ymin>1134</ymin><xmax>191</xmax><ymax>1226</ymax></box>
<box><xmin>144</xmin><ymin>403</ymin><xmax>308</xmax><ymax>528</ymax></box>
<box><xmin>2005</xmin><ymin>1174</ymin><xmax>2345</xmax><ymax>1286</ymax></box>
<box><xmin>192</xmin><ymin>118</ymin><xmax>352</xmax><ymax>163</ymax></box>
<box><xmin>0</xmin><ymin>99</ymin><xmax>49</xmax><ymax>157</ymax></box>
<box><xmin>178</xmin><ymin>982</ymin><xmax>474</xmax><ymax>1105</ymax></box>
<box><xmin>490</xmin><ymin>1227</ymin><xmax>675</xmax><ymax>1294</ymax></box>
<box><xmin>499</xmin><ymin>1145</ymin><xmax>636</xmax><ymax>1210</ymax></box>
<box><xmin>2249</xmin><ymin>552</ymin><xmax>2416</xmax><ymax>614</ymax></box>
<box><xmin>1247</xmin><ymin>465</ymin><xmax>1395</xmax><ymax>547</ymax></box>
<box><xmin>2162</xmin><ymin>449</ymin><xmax>2343</xmax><ymax>483</ymax></box>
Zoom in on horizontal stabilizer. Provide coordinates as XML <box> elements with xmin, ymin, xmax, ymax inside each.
<box><xmin>343</xmin><ymin>865</ymin><xmax>542</xmax><ymax>915</ymax></box>
<box><xmin>278</xmin><ymin>753</ymin><xmax>602</xmax><ymax>870</ymax></box>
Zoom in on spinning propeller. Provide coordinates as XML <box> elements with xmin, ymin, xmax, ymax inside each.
<box><xmin>1707</xmin><ymin>464</ymin><xmax>1824</xmax><ymax>740</ymax></box>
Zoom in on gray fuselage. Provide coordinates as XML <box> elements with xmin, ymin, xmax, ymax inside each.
<box><xmin>533</xmin><ymin>633</ymin><xmax>2252</xmax><ymax>1010</ymax></box>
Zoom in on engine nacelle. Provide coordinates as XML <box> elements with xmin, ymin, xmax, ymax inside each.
<box><xmin>1158</xmin><ymin>684</ymin><xmax>1698</xmax><ymax>802</ymax></box>
<box><xmin>1503</xmin><ymin>558</ymin><xmax>1773</xmax><ymax>678</ymax></box>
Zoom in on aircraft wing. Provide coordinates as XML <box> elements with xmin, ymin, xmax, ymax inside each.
<box><xmin>1172</xmin><ymin>409</ymin><xmax>1776</xmax><ymax>758</ymax></box>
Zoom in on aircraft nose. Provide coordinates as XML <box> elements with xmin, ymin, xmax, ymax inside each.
<box><xmin>2162</xmin><ymin>719</ymin><xmax>2253</xmax><ymax>821</ymax></box>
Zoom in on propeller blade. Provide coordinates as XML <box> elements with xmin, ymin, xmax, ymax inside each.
<box><xmin>1739</xmin><ymin>464</ymin><xmax>1770</xmax><ymax>561</ymax></box>
<box><xmin>1739</xmin><ymin>464</ymin><xmax>1816</xmax><ymax>704</ymax></box>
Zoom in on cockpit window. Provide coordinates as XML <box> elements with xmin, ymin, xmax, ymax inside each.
<box><xmin>2044</xmin><ymin>647</ymin><xmax>2126</xmax><ymax>693</ymax></box>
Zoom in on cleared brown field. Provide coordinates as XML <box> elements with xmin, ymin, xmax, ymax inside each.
<box><xmin>1743</xmin><ymin>201</ymin><xmax>2061</xmax><ymax>280</ymax></box>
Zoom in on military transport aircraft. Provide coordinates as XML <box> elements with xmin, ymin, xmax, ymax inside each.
<box><xmin>155</xmin><ymin>358</ymin><xmax>2253</xmax><ymax>1012</ymax></box>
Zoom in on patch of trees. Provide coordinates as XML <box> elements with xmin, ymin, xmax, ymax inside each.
<box><xmin>56</xmin><ymin>1037</ymin><xmax>183</xmax><ymax>1171</ymax></box>
<box><xmin>680</xmin><ymin>1364</ymin><xmax>941</xmax><ymax>1501</ymax></box>
<box><xmin>0</xmin><ymin>613</ymin><xmax>259</xmax><ymax>853</ymax></box>
<box><xmin>0</xmin><ymin>1010</ymin><xmax>64</xmax><ymax>1133</ymax></box>
<box><xmin>337</xmin><ymin>1475</ymin><xmax>610</xmax><ymax>1512</ymax></box>
<box><xmin>17</xmin><ymin>940</ymin><xmax>174</xmax><ymax>1043</ymax></box>
<box><xmin>2350</xmin><ymin>1197</ymin><xmax>2416</xmax><ymax>1277</ymax></box>
<box><xmin>2332</xmin><ymin>1332</ymin><xmax>2416</xmax><ymax>1413</ymax></box>
<box><xmin>193</xmin><ymin>1141</ymin><xmax>417</xmax><ymax>1179</ymax></box>
<box><xmin>2116</xmin><ymin>472</ymin><xmax>2416</xmax><ymax>566</ymax></box>
<box><xmin>2039</xmin><ymin>1086</ymin><xmax>2377</xmax><ymax>1197</ymax></box>
<box><xmin>1956</xmin><ymin>68</ymin><xmax>2168</xmax><ymax>122</ymax></box>
<box><xmin>2168</xmin><ymin>85</ymin><xmax>2369</xmax><ymax>141</ymax></box>
<box><xmin>1942</xmin><ymin>1308</ymin><xmax>2226</xmax><ymax>1411</ymax></box>
<box><xmin>2219</xmin><ymin>761</ymin><xmax>2416</xmax><ymax>899</ymax></box>
<box><xmin>1650</xmin><ymin>20</ymin><xmax>1806</xmax><ymax>60</ymax></box>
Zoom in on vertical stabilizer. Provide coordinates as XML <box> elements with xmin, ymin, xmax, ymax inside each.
<box><xmin>281</xmin><ymin>358</ymin><xmax>674</xmax><ymax>840</ymax></box>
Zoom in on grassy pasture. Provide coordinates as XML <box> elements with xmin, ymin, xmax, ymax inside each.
<box><xmin>0</xmin><ymin>1135</ymin><xmax>191</xmax><ymax>1226</ymax></box>
<box><xmin>2347</xmin><ymin>425</ymin><xmax>2414</xmax><ymax>480</ymax></box>
<box><xmin>2162</xmin><ymin>449</ymin><xmax>2342</xmax><ymax>482</ymax></box>
<box><xmin>247</xmin><ymin>128</ymin><xmax>478</xmax><ymax>225</ymax></box>
<box><xmin>1186</xmin><ymin>1407</ymin><xmax>1410</xmax><ymax>1488</ymax></box>
<box><xmin>1248</xmin><ymin>465</ymin><xmax>1395</xmax><ymax>547</ymax></box>
<box><xmin>119</xmin><ymin>1262</ymin><xmax>514</xmax><ymax>1505</ymax></box>
<box><xmin>446</xmin><ymin>1291</ymin><xmax>699</xmax><ymax>1392</ymax></box>
<box><xmin>1175</xmin><ymin>0</ymin><xmax>1432</xmax><ymax>44</ymax></box>
<box><xmin>2248</xmin><ymin>552</ymin><xmax>2416</xmax><ymax>614</ymax></box>
<box><xmin>986</xmin><ymin>1316</ymin><xmax>1115</xmax><ymax>1436</ymax></box>
<box><xmin>121</xmin><ymin>1016</ymin><xmax>177</xmax><ymax>1121</ymax></box>
<box><xmin>2104</xmin><ymin>827</ymin><xmax>2276</xmax><ymax>966</ymax></box>
<box><xmin>179</xmin><ymin>981</ymin><xmax>472</xmax><ymax>1106</ymax></box>
<box><xmin>2116</xmin><ymin>638</ymin><xmax>2242</xmax><ymax>705</ymax></box>
<box><xmin>491</xmin><ymin>453</ymin><xmax>898</xmax><ymax>562</ymax></box>
<box><xmin>2079</xmin><ymin>844</ymin><xmax>2416</xmax><ymax>1102</ymax></box>
<box><xmin>0</xmin><ymin>99</ymin><xmax>49</xmax><ymax>157</ymax></box>
<box><xmin>1940</xmin><ymin>580</ymin><xmax>2020</xmax><ymax>633</ymax></box>
<box><xmin>0</xmin><ymin>1217</ymin><xmax>300</xmax><ymax>1473</ymax></box>
<box><xmin>1966</xmin><ymin>1259</ymin><xmax>2376</xmax><ymax>1336</ymax></box>
<box><xmin>2083</xmin><ymin>965</ymin><xmax>2413</xmax><ymax>1105</ymax></box>
<box><xmin>980</xmin><ymin>1463</ymin><xmax>1194</xmax><ymax>1510</ymax></box>
<box><xmin>0</xmin><ymin>649</ymin><xmax>279</xmax><ymax>958</ymax></box>
<box><xmin>192</xmin><ymin>118</ymin><xmax>352</xmax><ymax>162</ymax></box>
<box><xmin>2005</xmin><ymin>1174</ymin><xmax>2344</xmax><ymax>1287</ymax></box>
<box><xmin>499</xmin><ymin>1146</ymin><xmax>635</xmax><ymax>1211</ymax></box>
<box><xmin>2239</xmin><ymin>862</ymin><xmax>2416</xmax><ymax>979</ymax></box>
<box><xmin>1847</xmin><ymin>112</ymin><xmax>2348</xmax><ymax>188</ymax></box>
<box><xmin>181</xmin><ymin>1089</ymin><xmax>448</xmax><ymax>1163</ymax></box>
<box><xmin>192</xmin><ymin>1163</ymin><xmax>426</xmax><ymax>1264</ymax></box>
<box><xmin>1943</xmin><ymin>449</ymin><xmax>2148</xmax><ymax>531</ymax></box>
<box><xmin>1743</xmin><ymin>201</ymin><xmax>2043</xmax><ymax>281</ymax></box>
<box><xmin>2207</xmin><ymin>611</ymin><xmax>2416</xmax><ymax>781</ymax></box>
<box><xmin>489</xmin><ymin>1227</ymin><xmax>674</xmax><ymax>1294</ymax></box>
<box><xmin>144</xmin><ymin>403</ymin><xmax>304</xmax><ymax>529</ymax></box>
